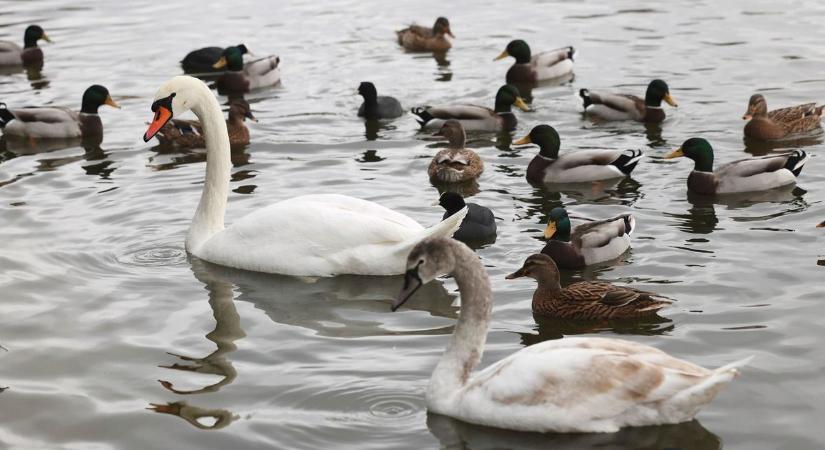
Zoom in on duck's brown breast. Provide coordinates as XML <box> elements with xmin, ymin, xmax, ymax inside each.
<box><xmin>744</xmin><ymin>117</ymin><xmax>787</xmax><ymax>140</ymax></box>
<box><xmin>642</xmin><ymin>107</ymin><xmax>665</xmax><ymax>124</ymax></box>
<box><xmin>20</xmin><ymin>47</ymin><xmax>43</xmax><ymax>66</ymax></box>
<box><xmin>540</xmin><ymin>240</ymin><xmax>585</xmax><ymax>269</ymax></box>
<box><xmin>506</xmin><ymin>64</ymin><xmax>536</xmax><ymax>84</ymax></box>
<box><xmin>687</xmin><ymin>171</ymin><xmax>718</xmax><ymax>195</ymax></box>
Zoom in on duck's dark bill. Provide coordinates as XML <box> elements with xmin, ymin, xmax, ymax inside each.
<box><xmin>504</xmin><ymin>268</ymin><xmax>526</xmax><ymax>280</ymax></box>
<box><xmin>143</xmin><ymin>107</ymin><xmax>172</xmax><ymax>142</ymax></box>
<box><xmin>392</xmin><ymin>268</ymin><xmax>423</xmax><ymax>311</ymax></box>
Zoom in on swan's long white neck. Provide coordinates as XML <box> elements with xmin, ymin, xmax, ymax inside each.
<box><xmin>185</xmin><ymin>86</ymin><xmax>231</xmax><ymax>254</ymax></box>
<box><xmin>427</xmin><ymin>243</ymin><xmax>492</xmax><ymax>407</ymax></box>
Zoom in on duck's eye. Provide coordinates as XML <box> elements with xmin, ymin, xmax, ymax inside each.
<box><xmin>418</xmin><ymin>259</ymin><xmax>425</xmax><ymax>266</ymax></box>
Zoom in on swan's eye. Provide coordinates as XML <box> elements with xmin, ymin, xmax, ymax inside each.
<box><xmin>418</xmin><ymin>259</ymin><xmax>425</xmax><ymax>266</ymax></box>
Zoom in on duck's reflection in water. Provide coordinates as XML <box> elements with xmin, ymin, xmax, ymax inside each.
<box><xmin>427</xmin><ymin>413</ymin><xmax>721</xmax><ymax>450</ymax></box>
<box><xmin>0</xmin><ymin>136</ymin><xmax>114</xmax><ymax>180</ymax></box>
<box><xmin>147</xmin><ymin>401</ymin><xmax>238</xmax><ymax>430</ymax></box>
<box><xmin>520</xmin><ymin>313</ymin><xmax>673</xmax><ymax>346</ymax></box>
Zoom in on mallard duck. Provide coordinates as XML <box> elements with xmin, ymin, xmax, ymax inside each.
<box><xmin>428</xmin><ymin>120</ymin><xmax>484</xmax><ymax>183</ymax></box>
<box><xmin>396</xmin><ymin>17</ymin><xmax>454</xmax><ymax>52</ymax></box>
<box><xmin>214</xmin><ymin>47</ymin><xmax>280</xmax><ymax>95</ymax></box>
<box><xmin>153</xmin><ymin>99</ymin><xmax>255</xmax><ymax>148</ymax></box>
<box><xmin>434</xmin><ymin>192</ymin><xmax>496</xmax><ymax>243</ymax></box>
<box><xmin>181</xmin><ymin>44</ymin><xmax>248</xmax><ymax>74</ymax></box>
<box><xmin>357</xmin><ymin>81</ymin><xmax>403</xmax><ymax>120</ymax></box>
<box><xmin>0</xmin><ymin>85</ymin><xmax>119</xmax><ymax>139</ymax></box>
<box><xmin>494</xmin><ymin>40</ymin><xmax>574</xmax><ymax>83</ymax></box>
<box><xmin>413</xmin><ymin>84</ymin><xmax>529</xmax><ymax>131</ymax></box>
<box><xmin>541</xmin><ymin>207</ymin><xmax>634</xmax><ymax>269</ymax></box>
<box><xmin>506</xmin><ymin>253</ymin><xmax>671</xmax><ymax>320</ymax></box>
<box><xmin>393</xmin><ymin>237</ymin><xmax>750</xmax><ymax>433</ymax></box>
<box><xmin>0</xmin><ymin>25</ymin><xmax>50</xmax><ymax>67</ymax></box>
<box><xmin>743</xmin><ymin>94</ymin><xmax>824</xmax><ymax>140</ymax></box>
<box><xmin>665</xmin><ymin>137</ymin><xmax>810</xmax><ymax>194</ymax></box>
<box><xmin>515</xmin><ymin>124</ymin><xmax>642</xmax><ymax>183</ymax></box>
<box><xmin>579</xmin><ymin>79</ymin><xmax>677</xmax><ymax>123</ymax></box>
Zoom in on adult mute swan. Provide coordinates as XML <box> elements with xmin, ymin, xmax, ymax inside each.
<box><xmin>143</xmin><ymin>76</ymin><xmax>467</xmax><ymax>277</ymax></box>
<box><xmin>393</xmin><ymin>237</ymin><xmax>751</xmax><ymax>433</ymax></box>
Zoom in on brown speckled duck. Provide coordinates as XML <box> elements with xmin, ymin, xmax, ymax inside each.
<box><xmin>154</xmin><ymin>99</ymin><xmax>255</xmax><ymax>148</ymax></box>
<box><xmin>743</xmin><ymin>94</ymin><xmax>824</xmax><ymax>140</ymax></box>
<box><xmin>494</xmin><ymin>40</ymin><xmax>575</xmax><ymax>83</ymax></box>
<box><xmin>0</xmin><ymin>25</ymin><xmax>50</xmax><ymax>67</ymax></box>
<box><xmin>396</xmin><ymin>17</ymin><xmax>454</xmax><ymax>52</ymax></box>
<box><xmin>579</xmin><ymin>79</ymin><xmax>677</xmax><ymax>123</ymax></box>
<box><xmin>428</xmin><ymin>120</ymin><xmax>483</xmax><ymax>183</ymax></box>
<box><xmin>506</xmin><ymin>254</ymin><xmax>671</xmax><ymax>320</ymax></box>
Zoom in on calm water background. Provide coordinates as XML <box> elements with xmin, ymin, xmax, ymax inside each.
<box><xmin>1</xmin><ymin>0</ymin><xmax>824</xmax><ymax>448</ymax></box>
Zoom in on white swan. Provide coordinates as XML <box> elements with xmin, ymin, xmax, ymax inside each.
<box><xmin>393</xmin><ymin>237</ymin><xmax>751</xmax><ymax>433</ymax></box>
<box><xmin>143</xmin><ymin>76</ymin><xmax>467</xmax><ymax>277</ymax></box>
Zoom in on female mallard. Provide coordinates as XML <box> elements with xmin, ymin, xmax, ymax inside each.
<box><xmin>392</xmin><ymin>237</ymin><xmax>750</xmax><ymax>433</ymax></box>
<box><xmin>541</xmin><ymin>207</ymin><xmax>634</xmax><ymax>269</ymax></box>
<box><xmin>396</xmin><ymin>17</ymin><xmax>454</xmax><ymax>52</ymax></box>
<box><xmin>665</xmin><ymin>137</ymin><xmax>810</xmax><ymax>194</ymax></box>
<box><xmin>153</xmin><ymin>99</ymin><xmax>255</xmax><ymax>148</ymax></box>
<box><xmin>743</xmin><ymin>94</ymin><xmax>824</xmax><ymax>141</ymax></box>
<box><xmin>0</xmin><ymin>25</ymin><xmax>50</xmax><ymax>67</ymax></box>
<box><xmin>579</xmin><ymin>79</ymin><xmax>677</xmax><ymax>123</ymax></box>
<box><xmin>0</xmin><ymin>85</ymin><xmax>119</xmax><ymax>139</ymax></box>
<box><xmin>515</xmin><ymin>124</ymin><xmax>642</xmax><ymax>183</ymax></box>
<box><xmin>181</xmin><ymin>44</ymin><xmax>248</xmax><ymax>74</ymax></box>
<box><xmin>428</xmin><ymin>120</ymin><xmax>483</xmax><ymax>183</ymax></box>
<box><xmin>434</xmin><ymin>192</ymin><xmax>496</xmax><ymax>243</ymax></box>
<box><xmin>494</xmin><ymin>40</ymin><xmax>574</xmax><ymax>83</ymax></box>
<box><xmin>413</xmin><ymin>84</ymin><xmax>529</xmax><ymax>131</ymax></box>
<box><xmin>357</xmin><ymin>81</ymin><xmax>403</xmax><ymax>120</ymax></box>
<box><xmin>506</xmin><ymin>254</ymin><xmax>671</xmax><ymax>320</ymax></box>
<box><xmin>214</xmin><ymin>47</ymin><xmax>280</xmax><ymax>95</ymax></box>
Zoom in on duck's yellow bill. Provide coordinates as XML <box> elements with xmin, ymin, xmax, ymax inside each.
<box><xmin>213</xmin><ymin>57</ymin><xmax>228</xmax><ymax>69</ymax></box>
<box><xmin>513</xmin><ymin>135</ymin><xmax>532</xmax><ymax>145</ymax></box>
<box><xmin>104</xmin><ymin>96</ymin><xmax>121</xmax><ymax>109</ymax></box>
<box><xmin>544</xmin><ymin>221</ymin><xmax>557</xmax><ymax>239</ymax></box>
<box><xmin>663</xmin><ymin>93</ymin><xmax>678</xmax><ymax>107</ymax></box>
<box><xmin>665</xmin><ymin>148</ymin><xmax>684</xmax><ymax>159</ymax></box>
<box><xmin>514</xmin><ymin>97</ymin><xmax>530</xmax><ymax>112</ymax></box>
<box><xmin>41</xmin><ymin>32</ymin><xmax>52</xmax><ymax>43</ymax></box>
<box><xmin>143</xmin><ymin>106</ymin><xmax>172</xmax><ymax>142</ymax></box>
<box><xmin>494</xmin><ymin>50</ymin><xmax>509</xmax><ymax>61</ymax></box>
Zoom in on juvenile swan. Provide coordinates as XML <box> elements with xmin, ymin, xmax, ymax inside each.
<box><xmin>393</xmin><ymin>237</ymin><xmax>751</xmax><ymax>433</ymax></box>
<box><xmin>143</xmin><ymin>76</ymin><xmax>467</xmax><ymax>277</ymax></box>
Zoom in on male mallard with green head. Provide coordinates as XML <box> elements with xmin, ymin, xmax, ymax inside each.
<box><xmin>0</xmin><ymin>25</ymin><xmax>51</xmax><ymax>67</ymax></box>
<box><xmin>665</xmin><ymin>137</ymin><xmax>809</xmax><ymax>194</ymax></box>
<box><xmin>515</xmin><ymin>124</ymin><xmax>642</xmax><ymax>184</ymax></box>
<box><xmin>0</xmin><ymin>85</ymin><xmax>119</xmax><ymax>139</ymax></box>
<box><xmin>494</xmin><ymin>40</ymin><xmax>574</xmax><ymax>84</ymax></box>
<box><xmin>506</xmin><ymin>254</ymin><xmax>671</xmax><ymax>320</ymax></box>
<box><xmin>412</xmin><ymin>84</ymin><xmax>529</xmax><ymax>131</ymax></box>
<box><xmin>743</xmin><ymin>94</ymin><xmax>824</xmax><ymax>141</ymax></box>
<box><xmin>540</xmin><ymin>207</ymin><xmax>634</xmax><ymax>269</ymax></box>
<box><xmin>396</xmin><ymin>17</ymin><xmax>454</xmax><ymax>52</ymax></box>
<box><xmin>214</xmin><ymin>47</ymin><xmax>280</xmax><ymax>95</ymax></box>
<box><xmin>181</xmin><ymin>44</ymin><xmax>249</xmax><ymax>74</ymax></box>
<box><xmin>579</xmin><ymin>79</ymin><xmax>677</xmax><ymax>123</ymax></box>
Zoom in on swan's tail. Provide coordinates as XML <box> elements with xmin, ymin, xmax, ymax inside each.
<box><xmin>664</xmin><ymin>355</ymin><xmax>753</xmax><ymax>420</ymax></box>
<box><xmin>394</xmin><ymin>207</ymin><xmax>468</xmax><ymax>259</ymax></box>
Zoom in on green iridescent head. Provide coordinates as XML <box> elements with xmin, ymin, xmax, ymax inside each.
<box><xmin>666</xmin><ymin>137</ymin><xmax>714</xmax><ymax>172</ymax></box>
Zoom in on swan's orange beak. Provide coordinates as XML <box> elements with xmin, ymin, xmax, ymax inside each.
<box><xmin>144</xmin><ymin>106</ymin><xmax>172</xmax><ymax>142</ymax></box>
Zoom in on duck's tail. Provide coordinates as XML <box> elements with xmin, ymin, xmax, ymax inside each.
<box><xmin>566</xmin><ymin>46</ymin><xmax>576</xmax><ymax>62</ymax></box>
<box><xmin>0</xmin><ymin>103</ymin><xmax>15</xmax><ymax>128</ymax></box>
<box><xmin>621</xmin><ymin>213</ymin><xmax>636</xmax><ymax>235</ymax></box>
<box><xmin>612</xmin><ymin>149</ymin><xmax>643</xmax><ymax>175</ymax></box>
<box><xmin>784</xmin><ymin>150</ymin><xmax>809</xmax><ymax>177</ymax></box>
<box><xmin>411</xmin><ymin>106</ymin><xmax>433</xmax><ymax>127</ymax></box>
<box><xmin>579</xmin><ymin>89</ymin><xmax>593</xmax><ymax>109</ymax></box>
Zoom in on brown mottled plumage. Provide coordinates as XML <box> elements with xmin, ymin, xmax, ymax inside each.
<box><xmin>506</xmin><ymin>254</ymin><xmax>671</xmax><ymax>320</ymax></box>
<box><xmin>155</xmin><ymin>99</ymin><xmax>255</xmax><ymax>148</ymax></box>
<box><xmin>743</xmin><ymin>94</ymin><xmax>824</xmax><ymax>140</ymax></box>
<box><xmin>396</xmin><ymin>17</ymin><xmax>453</xmax><ymax>52</ymax></box>
<box><xmin>428</xmin><ymin>120</ymin><xmax>483</xmax><ymax>183</ymax></box>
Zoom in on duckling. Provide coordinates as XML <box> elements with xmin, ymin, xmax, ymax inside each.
<box><xmin>665</xmin><ymin>137</ymin><xmax>809</xmax><ymax>194</ymax></box>
<box><xmin>579</xmin><ymin>79</ymin><xmax>677</xmax><ymax>123</ymax></box>
<box><xmin>506</xmin><ymin>254</ymin><xmax>671</xmax><ymax>320</ymax></box>
<box><xmin>743</xmin><ymin>94</ymin><xmax>824</xmax><ymax>141</ymax></box>
<box><xmin>541</xmin><ymin>207</ymin><xmax>634</xmax><ymax>269</ymax></box>
<box><xmin>428</xmin><ymin>120</ymin><xmax>484</xmax><ymax>183</ymax></box>
<box><xmin>214</xmin><ymin>47</ymin><xmax>280</xmax><ymax>95</ymax></box>
<box><xmin>153</xmin><ymin>99</ymin><xmax>256</xmax><ymax>148</ymax></box>
<box><xmin>396</xmin><ymin>17</ymin><xmax>454</xmax><ymax>52</ymax></box>
<box><xmin>494</xmin><ymin>40</ymin><xmax>574</xmax><ymax>83</ymax></box>
<box><xmin>181</xmin><ymin>44</ymin><xmax>248</xmax><ymax>74</ymax></box>
<box><xmin>357</xmin><ymin>82</ymin><xmax>403</xmax><ymax>120</ymax></box>
<box><xmin>434</xmin><ymin>192</ymin><xmax>496</xmax><ymax>243</ymax></box>
<box><xmin>0</xmin><ymin>85</ymin><xmax>119</xmax><ymax>139</ymax></box>
<box><xmin>515</xmin><ymin>124</ymin><xmax>642</xmax><ymax>184</ymax></box>
<box><xmin>413</xmin><ymin>84</ymin><xmax>529</xmax><ymax>131</ymax></box>
<box><xmin>0</xmin><ymin>25</ymin><xmax>50</xmax><ymax>67</ymax></box>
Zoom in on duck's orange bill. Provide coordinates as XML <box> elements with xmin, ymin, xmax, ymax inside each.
<box><xmin>143</xmin><ymin>106</ymin><xmax>172</xmax><ymax>142</ymax></box>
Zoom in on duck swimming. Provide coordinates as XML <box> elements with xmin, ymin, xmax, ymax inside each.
<box><xmin>0</xmin><ymin>25</ymin><xmax>50</xmax><ymax>67</ymax></box>
<box><xmin>413</xmin><ymin>84</ymin><xmax>529</xmax><ymax>131</ymax></box>
<box><xmin>494</xmin><ymin>40</ymin><xmax>575</xmax><ymax>83</ymax></box>
<box><xmin>579</xmin><ymin>79</ymin><xmax>677</xmax><ymax>123</ymax></box>
<box><xmin>153</xmin><ymin>98</ymin><xmax>256</xmax><ymax>148</ymax></box>
<box><xmin>428</xmin><ymin>120</ymin><xmax>484</xmax><ymax>183</ymax></box>
<box><xmin>182</xmin><ymin>44</ymin><xmax>249</xmax><ymax>75</ymax></box>
<box><xmin>396</xmin><ymin>17</ymin><xmax>454</xmax><ymax>52</ymax></box>
<box><xmin>541</xmin><ymin>207</ymin><xmax>635</xmax><ymax>269</ymax></box>
<box><xmin>742</xmin><ymin>94</ymin><xmax>824</xmax><ymax>141</ymax></box>
<box><xmin>214</xmin><ymin>46</ymin><xmax>280</xmax><ymax>95</ymax></box>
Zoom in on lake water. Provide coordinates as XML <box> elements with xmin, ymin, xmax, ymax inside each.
<box><xmin>1</xmin><ymin>0</ymin><xmax>824</xmax><ymax>448</ymax></box>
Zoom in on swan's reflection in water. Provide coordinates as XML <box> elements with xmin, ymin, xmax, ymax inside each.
<box><xmin>427</xmin><ymin>413</ymin><xmax>722</xmax><ymax>450</ymax></box>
